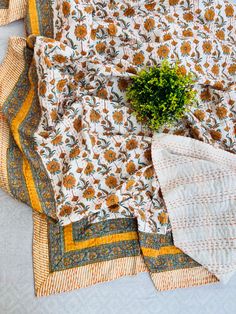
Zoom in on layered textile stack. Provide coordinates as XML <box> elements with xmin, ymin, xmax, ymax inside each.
<box><xmin>0</xmin><ymin>0</ymin><xmax>235</xmax><ymax>296</ymax></box>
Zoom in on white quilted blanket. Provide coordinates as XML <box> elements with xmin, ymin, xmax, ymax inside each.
<box><xmin>152</xmin><ymin>133</ymin><xmax>236</xmax><ymax>283</ymax></box>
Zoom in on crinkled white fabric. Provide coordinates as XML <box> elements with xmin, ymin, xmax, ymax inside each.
<box><xmin>152</xmin><ymin>133</ymin><xmax>236</xmax><ymax>283</ymax></box>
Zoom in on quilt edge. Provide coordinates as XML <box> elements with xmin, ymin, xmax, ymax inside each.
<box><xmin>33</xmin><ymin>211</ymin><xmax>148</xmax><ymax>297</ymax></box>
<box><xmin>0</xmin><ymin>0</ymin><xmax>27</xmax><ymax>26</ymax></box>
<box><xmin>0</xmin><ymin>36</ymin><xmax>26</xmax><ymax>194</ymax></box>
<box><xmin>151</xmin><ymin>267</ymin><xmax>218</xmax><ymax>291</ymax></box>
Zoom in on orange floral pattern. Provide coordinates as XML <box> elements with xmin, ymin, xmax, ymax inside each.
<box><xmin>51</xmin><ymin>0</ymin><xmax>236</xmax><ymax>151</ymax></box>
<box><xmin>34</xmin><ymin>37</ymin><xmax>167</xmax><ymax>232</ymax></box>
<box><xmin>34</xmin><ymin>0</ymin><xmax>236</xmax><ymax>231</ymax></box>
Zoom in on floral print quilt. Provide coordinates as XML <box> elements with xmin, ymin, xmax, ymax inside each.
<box><xmin>1</xmin><ymin>0</ymin><xmax>235</xmax><ymax>296</ymax></box>
<box><xmin>34</xmin><ymin>0</ymin><xmax>235</xmax><ymax>231</ymax></box>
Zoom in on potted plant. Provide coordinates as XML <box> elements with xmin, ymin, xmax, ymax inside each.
<box><xmin>126</xmin><ymin>60</ymin><xmax>197</xmax><ymax>131</ymax></box>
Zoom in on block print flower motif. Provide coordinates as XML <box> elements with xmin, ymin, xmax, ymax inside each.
<box><xmin>33</xmin><ymin>0</ymin><xmax>236</xmax><ymax>232</ymax></box>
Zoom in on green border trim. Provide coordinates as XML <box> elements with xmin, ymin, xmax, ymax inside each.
<box><xmin>2</xmin><ymin>47</ymin><xmax>56</xmax><ymax>219</ymax></box>
<box><xmin>0</xmin><ymin>0</ymin><xmax>9</xmax><ymax>9</ymax></box>
<box><xmin>48</xmin><ymin>218</ymin><xmax>141</xmax><ymax>272</ymax></box>
<box><xmin>25</xmin><ymin>0</ymin><xmax>54</xmax><ymax>38</ymax></box>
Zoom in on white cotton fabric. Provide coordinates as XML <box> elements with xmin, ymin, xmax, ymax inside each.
<box><xmin>152</xmin><ymin>133</ymin><xmax>236</xmax><ymax>283</ymax></box>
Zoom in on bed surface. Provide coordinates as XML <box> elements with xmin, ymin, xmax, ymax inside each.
<box><xmin>1</xmin><ymin>12</ymin><xmax>236</xmax><ymax>314</ymax></box>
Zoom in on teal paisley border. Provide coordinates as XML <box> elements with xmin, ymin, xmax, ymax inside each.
<box><xmin>25</xmin><ymin>0</ymin><xmax>54</xmax><ymax>38</ymax></box>
<box><xmin>0</xmin><ymin>0</ymin><xmax>9</xmax><ymax>9</ymax></box>
<box><xmin>2</xmin><ymin>47</ymin><xmax>56</xmax><ymax>219</ymax></box>
<box><xmin>37</xmin><ymin>0</ymin><xmax>54</xmax><ymax>37</ymax></box>
<box><xmin>144</xmin><ymin>254</ymin><xmax>199</xmax><ymax>273</ymax></box>
<box><xmin>3</xmin><ymin>48</ymin><xmax>31</xmax><ymax>205</ymax></box>
<box><xmin>7</xmin><ymin>135</ymin><xmax>30</xmax><ymax>204</ymax></box>
<box><xmin>48</xmin><ymin>218</ymin><xmax>199</xmax><ymax>273</ymax></box>
<box><xmin>48</xmin><ymin>218</ymin><xmax>141</xmax><ymax>272</ymax></box>
<box><xmin>72</xmin><ymin>217</ymin><xmax>137</xmax><ymax>241</ymax></box>
<box><xmin>139</xmin><ymin>232</ymin><xmax>199</xmax><ymax>273</ymax></box>
<box><xmin>20</xmin><ymin>60</ymin><xmax>57</xmax><ymax>219</ymax></box>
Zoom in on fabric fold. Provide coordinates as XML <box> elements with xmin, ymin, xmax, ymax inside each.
<box><xmin>32</xmin><ymin>34</ymin><xmax>218</xmax><ymax>294</ymax></box>
<box><xmin>152</xmin><ymin>133</ymin><xmax>236</xmax><ymax>283</ymax></box>
<box><xmin>0</xmin><ymin>0</ymin><xmax>27</xmax><ymax>26</ymax></box>
<box><xmin>33</xmin><ymin>35</ymin><xmax>169</xmax><ymax>234</ymax></box>
<box><xmin>0</xmin><ymin>37</ymin><xmax>26</xmax><ymax>194</ymax></box>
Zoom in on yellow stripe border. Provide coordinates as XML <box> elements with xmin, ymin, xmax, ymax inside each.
<box><xmin>10</xmin><ymin>63</ymin><xmax>42</xmax><ymax>213</ymax></box>
<box><xmin>8</xmin><ymin>0</ymin><xmax>42</xmax><ymax>212</ymax></box>
<box><xmin>28</xmin><ymin>0</ymin><xmax>40</xmax><ymax>35</ymax></box>
<box><xmin>142</xmin><ymin>246</ymin><xmax>182</xmax><ymax>258</ymax></box>
<box><xmin>64</xmin><ymin>224</ymin><xmax>138</xmax><ymax>252</ymax></box>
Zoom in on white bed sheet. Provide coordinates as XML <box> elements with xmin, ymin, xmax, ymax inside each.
<box><xmin>0</xmin><ymin>13</ymin><xmax>236</xmax><ymax>314</ymax></box>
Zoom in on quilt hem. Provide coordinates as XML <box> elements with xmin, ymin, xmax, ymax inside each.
<box><xmin>33</xmin><ymin>211</ymin><xmax>148</xmax><ymax>297</ymax></box>
<box><xmin>151</xmin><ymin>267</ymin><xmax>218</xmax><ymax>291</ymax></box>
<box><xmin>0</xmin><ymin>37</ymin><xmax>26</xmax><ymax>106</ymax></box>
<box><xmin>0</xmin><ymin>0</ymin><xmax>26</xmax><ymax>26</ymax></box>
<box><xmin>0</xmin><ymin>37</ymin><xmax>26</xmax><ymax>193</ymax></box>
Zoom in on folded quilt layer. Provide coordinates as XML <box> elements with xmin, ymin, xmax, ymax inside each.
<box><xmin>33</xmin><ymin>36</ymin><xmax>168</xmax><ymax>235</ymax></box>
<box><xmin>152</xmin><ymin>134</ymin><xmax>236</xmax><ymax>283</ymax></box>
<box><xmin>33</xmin><ymin>0</ymin><xmax>236</xmax><ymax>226</ymax></box>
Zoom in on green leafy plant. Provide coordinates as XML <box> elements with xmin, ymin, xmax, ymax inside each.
<box><xmin>126</xmin><ymin>60</ymin><xmax>197</xmax><ymax>131</ymax></box>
